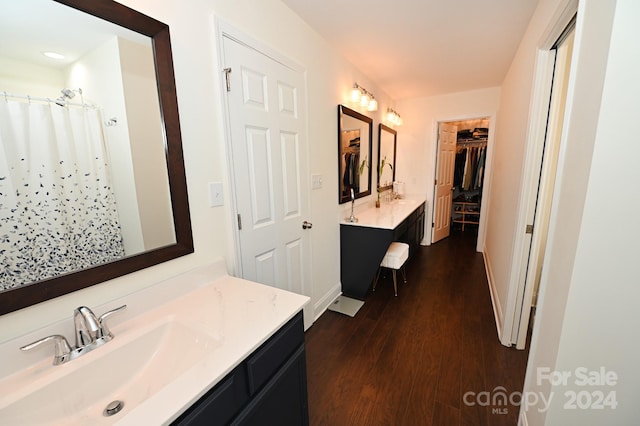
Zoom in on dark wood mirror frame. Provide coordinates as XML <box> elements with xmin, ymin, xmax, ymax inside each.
<box><xmin>0</xmin><ymin>0</ymin><xmax>193</xmax><ymax>315</ymax></box>
<box><xmin>338</xmin><ymin>105</ymin><xmax>373</xmax><ymax>204</ymax></box>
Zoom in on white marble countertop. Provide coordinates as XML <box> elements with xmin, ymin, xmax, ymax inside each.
<box><xmin>0</xmin><ymin>261</ymin><xmax>309</xmax><ymax>425</ymax></box>
<box><xmin>341</xmin><ymin>198</ymin><xmax>425</xmax><ymax>230</ymax></box>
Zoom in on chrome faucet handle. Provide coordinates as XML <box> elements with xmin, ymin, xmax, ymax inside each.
<box><xmin>347</xmin><ymin>187</ymin><xmax>358</xmax><ymax>223</ymax></box>
<box><xmin>20</xmin><ymin>305</ymin><xmax>127</xmax><ymax>367</ymax></box>
<box><xmin>98</xmin><ymin>305</ymin><xmax>127</xmax><ymax>339</ymax></box>
<box><xmin>20</xmin><ymin>335</ymin><xmax>72</xmax><ymax>365</ymax></box>
<box><xmin>74</xmin><ymin>306</ymin><xmax>101</xmax><ymax>347</ymax></box>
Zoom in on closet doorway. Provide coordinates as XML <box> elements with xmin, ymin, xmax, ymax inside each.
<box><xmin>432</xmin><ymin>118</ymin><xmax>490</xmax><ymax>247</ymax></box>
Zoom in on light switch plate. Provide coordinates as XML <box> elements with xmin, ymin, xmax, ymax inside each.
<box><xmin>312</xmin><ymin>174</ymin><xmax>322</xmax><ymax>189</ymax></box>
<box><xmin>208</xmin><ymin>182</ymin><xmax>223</xmax><ymax>207</ymax></box>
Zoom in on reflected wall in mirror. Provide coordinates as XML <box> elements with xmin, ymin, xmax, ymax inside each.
<box><xmin>338</xmin><ymin>105</ymin><xmax>372</xmax><ymax>204</ymax></box>
<box><xmin>0</xmin><ymin>0</ymin><xmax>193</xmax><ymax>315</ymax></box>
<box><xmin>378</xmin><ymin>123</ymin><xmax>397</xmax><ymax>191</ymax></box>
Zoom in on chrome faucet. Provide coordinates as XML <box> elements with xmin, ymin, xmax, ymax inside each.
<box><xmin>74</xmin><ymin>306</ymin><xmax>101</xmax><ymax>347</ymax></box>
<box><xmin>20</xmin><ymin>305</ymin><xmax>127</xmax><ymax>365</ymax></box>
<box><xmin>347</xmin><ymin>187</ymin><xmax>358</xmax><ymax>223</ymax></box>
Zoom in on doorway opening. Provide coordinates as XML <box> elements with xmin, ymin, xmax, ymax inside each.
<box><xmin>432</xmin><ymin>118</ymin><xmax>490</xmax><ymax>247</ymax></box>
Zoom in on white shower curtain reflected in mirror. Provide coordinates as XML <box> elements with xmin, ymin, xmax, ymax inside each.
<box><xmin>0</xmin><ymin>100</ymin><xmax>125</xmax><ymax>291</ymax></box>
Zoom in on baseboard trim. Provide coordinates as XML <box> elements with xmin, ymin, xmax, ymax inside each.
<box><xmin>483</xmin><ymin>247</ymin><xmax>504</xmax><ymax>342</ymax></box>
<box><xmin>313</xmin><ymin>282</ymin><xmax>342</xmax><ymax>323</ymax></box>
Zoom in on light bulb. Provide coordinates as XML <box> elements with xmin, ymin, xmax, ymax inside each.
<box><xmin>368</xmin><ymin>97</ymin><xmax>378</xmax><ymax>111</ymax></box>
<box><xmin>360</xmin><ymin>92</ymin><xmax>370</xmax><ymax>107</ymax></box>
<box><xmin>387</xmin><ymin>110</ymin><xmax>394</xmax><ymax>123</ymax></box>
<box><xmin>351</xmin><ymin>86</ymin><xmax>361</xmax><ymax>103</ymax></box>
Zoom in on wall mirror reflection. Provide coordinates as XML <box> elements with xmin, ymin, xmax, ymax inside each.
<box><xmin>338</xmin><ymin>105</ymin><xmax>372</xmax><ymax>204</ymax></box>
<box><xmin>0</xmin><ymin>0</ymin><xmax>193</xmax><ymax>314</ymax></box>
<box><xmin>378</xmin><ymin>123</ymin><xmax>397</xmax><ymax>190</ymax></box>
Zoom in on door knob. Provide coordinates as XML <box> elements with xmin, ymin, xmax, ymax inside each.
<box><xmin>302</xmin><ymin>221</ymin><xmax>313</xmax><ymax>230</ymax></box>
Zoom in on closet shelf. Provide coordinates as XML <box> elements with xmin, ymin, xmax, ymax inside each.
<box><xmin>457</xmin><ymin>138</ymin><xmax>487</xmax><ymax>146</ymax></box>
<box><xmin>452</xmin><ymin>201</ymin><xmax>480</xmax><ymax>231</ymax></box>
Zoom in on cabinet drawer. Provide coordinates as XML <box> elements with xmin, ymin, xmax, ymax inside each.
<box><xmin>173</xmin><ymin>367</ymin><xmax>248</xmax><ymax>426</ymax></box>
<box><xmin>232</xmin><ymin>345</ymin><xmax>309</xmax><ymax>426</ymax></box>
<box><xmin>245</xmin><ymin>312</ymin><xmax>303</xmax><ymax>395</ymax></box>
<box><xmin>393</xmin><ymin>220</ymin><xmax>408</xmax><ymax>240</ymax></box>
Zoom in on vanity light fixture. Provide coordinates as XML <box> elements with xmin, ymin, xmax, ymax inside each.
<box><xmin>386</xmin><ymin>108</ymin><xmax>403</xmax><ymax>126</ymax></box>
<box><xmin>360</xmin><ymin>91</ymin><xmax>370</xmax><ymax>108</ymax></box>
<box><xmin>350</xmin><ymin>83</ymin><xmax>378</xmax><ymax>111</ymax></box>
<box><xmin>368</xmin><ymin>96</ymin><xmax>378</xmax><ymax>112</ymax></box>
<box><xmin>350</xmin><ymin>84</ymin><xmax>362</xmax><ymax>103</ymax></box>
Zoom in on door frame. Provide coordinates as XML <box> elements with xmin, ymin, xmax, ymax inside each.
<box><xmin>501</xmin><ymin>1</ymin><xmax>578</xmax><ymax>348</ymax></box>
<box><xmin>430</xmin><ymin>113</ymin><xmax>496</xmax><ymax>252</ymax></box>
<box><xmin>214</xmin><ymin>17</ymin><xmax>313</xmax><ymax>326</ymax></box>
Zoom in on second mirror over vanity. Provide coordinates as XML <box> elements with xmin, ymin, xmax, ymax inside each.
<box><xmin>378</xmin><ymin>123</ymin><xmax>397</xmax><ymax>191</ymax></box>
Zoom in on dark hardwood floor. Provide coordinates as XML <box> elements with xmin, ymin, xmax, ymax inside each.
<box><xmin>305</xmin><ymin>230</ymin><xmax>530</xmax><ymax>426</ymax></box>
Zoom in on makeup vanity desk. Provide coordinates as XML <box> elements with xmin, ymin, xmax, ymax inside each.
<box><xmin>340</xmin><ymin>198</ymin><xmax>425</xmax><ymax>300</ymax></box>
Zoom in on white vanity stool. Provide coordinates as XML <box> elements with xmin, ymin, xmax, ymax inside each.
<box><xmin>373</xmin><ymin>242</ymin><xmax>409</xmax><ymax>296</ymax></box>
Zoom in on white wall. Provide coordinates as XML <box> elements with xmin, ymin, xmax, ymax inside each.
<box><xmin>522</xmin><ymin>0</ymin><xmax>640</xmax><ymax>423</ymax></box>
<box><xmin>118</xmin><ymin>37</ymin><xmax>175</xmax><ymax>250</ymax></box>
<box><xmin>0</xmin><ymin>0</ymin><xmax>395</xmax><ymax>341</ymax></box>
<box><xmin>75</xmin><ymin>37</ymin><xmax>147</xmax><ymax>255</ymax></box>
<box><xmin>481</xmin><ymin>0</ymin><xmax>570</xmax><ymax>341</ymax></box>
<box><xmin>397</xmin><ymin>87</ymin><xmax>501</xmax><ymax>245</ymax></box>
<box><xmin>0</xmin><ymin>58</ymin><xmax>64</xmax><ymax>97</ymax></box>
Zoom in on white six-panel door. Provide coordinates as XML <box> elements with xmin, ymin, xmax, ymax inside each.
<box><xmin>432</xmin><ymin>122</ymin><xmax>457</xmax><ymax>243</ymax></box>
<box><xmin>222</xmin><ymin>35</ymin><xmax>311</xmax><ymax>324</ymax></box>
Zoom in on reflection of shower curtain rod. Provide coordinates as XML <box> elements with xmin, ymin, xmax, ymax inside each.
<box><xmin>2</xmin><ymin>91</ymin><xmax>98</xmax><ymax>109</ymax></box>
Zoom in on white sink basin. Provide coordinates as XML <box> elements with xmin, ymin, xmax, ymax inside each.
<box><xmin>0</xmin><ymin>320</ymin><xmax>220</xmax><ymax>425</ymax></box>
<box><xmin>392</xmin><ymin>199</ymin><xmax>414</xmax><ymax>205</ymax></box>
<box><xmin>0</xmin><ymin>262</ymin><xmax>310</xmax><ymax>425</ymax></box>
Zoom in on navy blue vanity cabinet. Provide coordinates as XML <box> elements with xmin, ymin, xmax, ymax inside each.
<box><xmin>172</xmin><ymin>367</ymin><xmax>249</xmax><ymax>426</ymax></box>
<box><xmin>340</xmin><ymin>202</ymin><xmax>425</xmax><ymax>300</ymax></box>
<box><xmin>410</xmin><ymin>203</ymin><xmax>426</xmax><ymax>253</ymax></box>
<box><xmin>231</xmin><ymin>344</ymin><xmax>308</xmax><ymax>425</ymax></box>
<box><xmin>172</xmin><ymin>311</ymin><xmax>308</xmax><ymax>426</ymax></box>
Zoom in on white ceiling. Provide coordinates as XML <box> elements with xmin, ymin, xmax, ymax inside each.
<box><xmin>281</xmin><ymin>0</ymin><xmax>539</xmax><ymax>100</ymax></box>
<box><xmin>1</xmin><ymin>0</ymin><xmax>149</xmax><ymax>70</ymax></box>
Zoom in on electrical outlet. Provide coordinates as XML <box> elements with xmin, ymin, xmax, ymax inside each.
<box><xmin>208</xmin><ymin>182</ymin><xmax>223</xmax><ymax>207</ymax></box>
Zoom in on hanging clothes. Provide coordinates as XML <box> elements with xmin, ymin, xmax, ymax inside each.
<box><xmin>342</xmin><ymin>150</ymin><xmax>360</xmax><ymax>194</ymax></box>
<box><xmin>474</xmin><ymin>146</ymin><xmax>486</xmax><ymax>189</ymax></box>
<box><xmin>454</xmin><ymin>149</ymin><xmax>466</xmax><ymax>187</ymax></box>
<box><xmin>454</xmin><ymin>143</ymin><xmax>487</xmax><ymax>191</ymax></box>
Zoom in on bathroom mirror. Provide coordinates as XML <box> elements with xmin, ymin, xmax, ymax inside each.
<box><xmin>338</xmin><ymin>105</ymin><xmax>372</xmax><ymax>204</ymax></box>
<box><xmin>0</xmin><ymin>0</ymin><xmax>193</xmax><ymax>315</ymax></box>
<box><xmin>378</xmin><ymin>124</ymin><xmax>397</xmax><ymax>191</ymax></box>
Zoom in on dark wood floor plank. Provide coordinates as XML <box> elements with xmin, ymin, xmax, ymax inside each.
<box><xmin>434</xmin><ymin>401</ymin><xmax>462</xmax><ymax>426</ymax></box>
<box><xmin>305</xmin><ymin>230</ymin><xmax>529</xmax><ymax>426</ymax></box>
<box><xmin>402</xmin><ymin>338</ymin><xmax>440</xmax><ymax>424</ymax></box>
